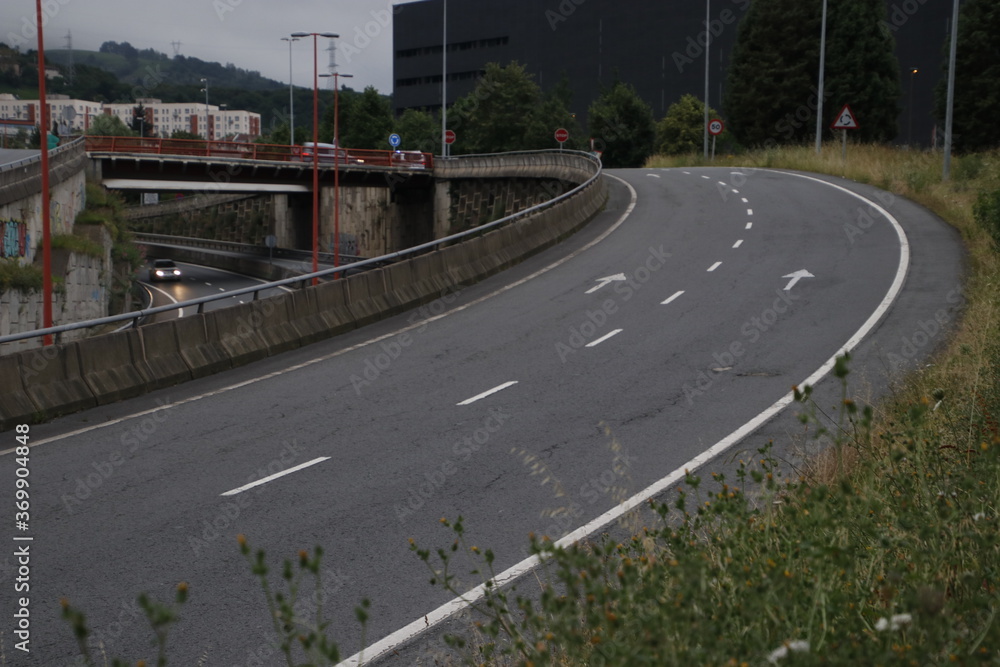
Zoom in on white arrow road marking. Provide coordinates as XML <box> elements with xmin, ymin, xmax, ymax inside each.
<box><xmin>221</xmin><ymin>457</ymin><xmax>331</xmax><ymax>496</ymax></box>
<box><xmin>585</xmin><ymin>329</ymin><xmax>623</xmax><ymax>348</ymax></box>
<box><xmin>457</xmin><ymin>381</ymin><xmax>518</xmax><ymax>406</ymax></box>
<box><xmin>585</xmin><ymin>273</ymin><xmax>627</xmax><ymax>294</ymax></box>
<box><xmin>782</xmin><ymin>270</ymin><xmax>815</xmax><ymax>291</ymax></box>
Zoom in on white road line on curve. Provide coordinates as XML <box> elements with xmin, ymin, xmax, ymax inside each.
<box><xmin>746</xmin><ymin>222</ymin><xmax>753</xmax><ymax>229</ymax></box>
<box><xmin>717</xmin><ymin>181</ymin><xmax>727</xmax><ymax>186</ymax></box>
<box><xmin>585</xmin><ymin>329</ymin><xmax>623</xmax><ymax>348</ymax></box>
<box><xmin>220</xmin><ymin>457</ymin><xmax>331</xmax><ymax>496</ymax></box>
<box><xmin>457</xmin><ymin>381</ymin><xmax>519</xmax><ymax>406</ymax></box>
<box><xmin>646</xmin><ymin>173</ymin><xmax>661</xmax><ymax>179</ymax></box>
<box><xmin>747</xmin><ymin>208</ymin><xmax>753</xmax><ymax>216</ymax></box>
<box><xmin>178</xmin><ymin>261</ymin><xmax>295</xmax><ymax>294</ymax></box>
<box><xmin>661</xmin><ymin>290</ymin><xmax>685</xmax><ymax>305</ymax></box>
<box><xmin>682</xmin><ymin>171</ymin><xmax>691</xmax><ymax>175</ymax></box>
<box><xmin>336</xmin><ymin>170</ymin><xmax>912</xmax><ymax>667</ymax></box>
<box><xmin>707</xmin><ymin>261</ymin><xmax>722</xmax><ymax>272</ymax></box>
<box><xmin>143</xmin><ymin>283</ymin><xmax>185</xmax><ymax>319</ymax></box>
<box><xmin>742</xmin><ymin>197</ymin><xmax>749</xmax><ymax>203</ymax></box>
<box><xmin>701</xmin><ymin>175</ymin><xmax>710</xmax><ymax>179</ymax></box>
<box><xmin>733</xmin><ymin>240</ymin><xmax>744</xmax><ymax>249</ymax></box>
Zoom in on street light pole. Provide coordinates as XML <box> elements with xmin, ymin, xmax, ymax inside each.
<box><xmin>908</xmin><ymin>68</ymin><xmax>918</xmax><ymax>146</ymax></box>
<box><xmin>292</xmin><ymin>31</ymin><xmax>339</xmax><ymax>284</ymax></box>
<box><xmin>442</xmin><ymin>0</ymin><xmax>448</xmax><ymax>157</ymax></box>
<box><xmin>942</xmin><ymin>0</ymin><xmax>959</xmax><ymax>181</ymax></box>
<box><xmin>282</xmin><ymin>36</ymin><xmax>300</xmax><ymax>146</ymax></box>
<box><xmin>200</xmin><ymin>78</ymin><xmax>210</xmax><ymax>140</ymax></box>
<box><xmin>703</xmin><ymin>0</ymin><xmax>710</xmax><ymax>160</ymax></box>
<box><xmin>36</xmin><ymin>0</ymin><xmax>53</xmax><ymax>343</ymax></box>
<box><xmin>815</xmin><ymin>0</ymin><xmax>828</xmax><ymax>154</ymax></box>
<box><xmin>322</xmin><ymin>70</ymin><xmax>353</xmax><ymax>272</ymax></box>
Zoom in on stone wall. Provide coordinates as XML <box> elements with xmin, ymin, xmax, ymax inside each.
<box><xmin>125</xmin><ymin>193</ymin><xmax>272</xmax><ymax>244</ymax></box>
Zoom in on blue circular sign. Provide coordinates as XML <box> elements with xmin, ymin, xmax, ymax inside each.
<box><xmin>388</xmin><ymin>133</ymin><xmax>401</xmax><ymax>147</ymax></box>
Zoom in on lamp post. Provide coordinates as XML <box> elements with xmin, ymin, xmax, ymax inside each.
<box><xmin>281</xmin><ymin>36</ymin><xmax>300</xmax><ymax>146</ymax></box>
<box><xmin>908</xmin><ymin>67</ymin><xmax>918</xmax><ymax>146</ymax></box>
<box><xmin>441</xmin><ymin>0</ymin><xmax>448</xmax><ymax>156</ymax></box>
<box><xmin>321</xmin><ymin>70</ymin><xmax>353</xmax><ymax>272</ymax></box>
<box><xmin>200</xmin><ymin>78</ymin><xmax>210</xmax><ymax>140</ymax></box>
<box><xmin>703</xmin><ymin>0</ymin><xmax>710</xmax><ymax>160</ymax></box>
<box><xmin>220</xmin><ymin>104</ymin><xmax>228</xmax><ymax>141</ymax></box>
<box><xmin>35</xmin><ymin>0</ymin><xmax>53</xmax><ymax>343</ymax></box>
<box><xmin>815</xmin><ymin>0</ymin><xmax>828</xmax><ymax>153</ymax></box>
<box><xmin>291</xmin><ymin>31</ymin><xmax>339</xmax><ymax>284</ymax></box>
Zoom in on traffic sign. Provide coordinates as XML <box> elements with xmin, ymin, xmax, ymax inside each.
<box><xmin>444</xmin><ymin>129</ymin><xmax>456</xmax><ymax>145</ymax></box>
<box><xmin>831</xmin><ymin>104</ymin><xmax>859</xmax><ymax>130</ymax></box>
<box><xmin>554</xmin><ymin>127</ymin><xmax>570</xmax><ymax>143</ymax></box>
<box><xmin>708</xmin><ymin>118</ymin><xmax>725</xmax><ymax>136</ymax></box>
<box><xmin>388</xmin><ymin>133</ymin><xmax>401</xmax><ymax>147</ymax></box>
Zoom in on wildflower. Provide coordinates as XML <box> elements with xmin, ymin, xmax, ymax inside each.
<box><xmin>766</xmin><ymin>639</ymin><xmax>809</xmax><ymax>663</ymax></box>
<box><xmin>875</xmin><ymin>613</ymin><xmax>913</xmax><ymax>631</ymax></box>
<box><xmin>973</xmin><ymin>512</ymin><xmax>985</xmax><ymax>522</ymax></box>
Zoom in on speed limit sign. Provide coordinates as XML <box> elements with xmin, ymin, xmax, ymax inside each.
<box><xmin>708</xmin><ymin>119</ymin><xmax>725</xmax><ymax>136</ymax></box>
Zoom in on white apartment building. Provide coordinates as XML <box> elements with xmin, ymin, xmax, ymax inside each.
<box><xmin>103</xmin><ymin>98</ymin><xmax>261</xmax><ymax>140</ymax></box>
<box><xmin>1</xmin><ymin>94</ymin><xmax>261</xmax><ymax>140</ymax></box>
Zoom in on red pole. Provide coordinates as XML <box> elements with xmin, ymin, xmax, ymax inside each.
<box><xmin>333</xmin><ymin>73</ymin><xmax>340</xmax><ymax>273</ymax></box>
<box><xmin>36</xmin><ymin>0</ymin><xmax>53</xmax><ymax>345</ymax></box>
<box><xmin>311</xmin><ymin>34</ymin><xmax>319</xmax><ymax>285</ymax></box>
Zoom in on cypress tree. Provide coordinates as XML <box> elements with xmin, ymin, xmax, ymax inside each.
<box><xmin>725</xmin><ymin>0</ymin><xmax>900</xmax><ymax>147</ymax></box>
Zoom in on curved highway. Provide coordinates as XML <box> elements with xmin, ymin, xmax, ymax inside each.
<box><xmin>141</xmin><ymin>261</ymin><xmax>293</xmax><ymax>321</ymax></box>
<box><xmin>3</xmin><ymin>168</ymin><xmax>964</xmax><ymax>665</ymax></box>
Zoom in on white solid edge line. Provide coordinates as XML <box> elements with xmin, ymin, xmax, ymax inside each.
<box><xmin>585</xmin><ymin>329</ymin><xmax>623</xmax><ymax>348</ymax></box>
<box><xmin>707</xmin><ymin>261</ymin><xmax>722</xmax><ymax>272</ymax></box>
<box><xmin>336</xmin><ymin>169</ymin><xmax>911</xmax><ymax>667</ymax></box>
<box><xmin>7</xmin><ymin>174</ymin><xmax>637</xmax><ymax>456</ymax></box>
<box><xmin>661</xmin><ymin>290</ymin><xmax>685</xmax><ymax>305</ymax></box>
<box><xmin>220</xmin><ymin>457</ymin><xmax>331</xmax><ymax>496</ymax></box>
<box><xmin>143</xmin><ymin>282</ymin><xmax>184</xmax><ymax>319</ymax></box>
<box><xmin>457</xmin><ymin>381</ymin><xmax>519</xmax><ymax>406</ymax></box>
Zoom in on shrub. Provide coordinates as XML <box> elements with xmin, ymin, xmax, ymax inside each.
<box><xmin>973</xmin><ymin>188</ymin><xmax>1000</xmax><ymax>247</ymax></box>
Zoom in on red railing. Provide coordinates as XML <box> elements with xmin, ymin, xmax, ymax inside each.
<box><xmin>84</xmin><ymin>136</ymin><xmax>433</xmax><ymax>169</ymax></box>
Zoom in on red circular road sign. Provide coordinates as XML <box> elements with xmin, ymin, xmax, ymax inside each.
<box><xmin>708</xmin><ymin>119</ymin><xmax>725</xmax><ymax>136</ymax></box>
<box><xmin>444</xmin><ymin>129</ymin><xmax>457</xmax><ymax>144</ymax></box>
<box><xmin>554</xmin><ymin>127</ymin><xmax>570</xmax><ymax>143</ymax></box>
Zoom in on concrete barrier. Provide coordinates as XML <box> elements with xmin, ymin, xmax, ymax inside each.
<box><xmin>174</xmin><ymin>315</ymin><xmax>232</xmax><ymax>379</ymax></box>
<box><xmin>2</xmin><ymin>154</ymin><xmax>606</xmax><ymax>429</ymax></box>
<box><xmin>136</xmin><ymin>320</ymin><xmax>193</xmax><ymax>391</ymax></box>
<box><xmin>0</xmin><ymin>356</ymin><xmax>37</xmax><ymax>431</ymax></box>
<box><xmin>76</xmin><ymin>330</ymin><xmax>151</xmax><ymax>405</ymax></box>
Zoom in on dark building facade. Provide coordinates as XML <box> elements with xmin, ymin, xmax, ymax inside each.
<box><xmin>393</xmin><ymin>0</ymin><xmax>951</xmax><ymax>148</ymax></box>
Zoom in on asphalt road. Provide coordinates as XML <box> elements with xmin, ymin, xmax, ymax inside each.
<box><xmin>0</xmin><ymin>167</ymin><xmax>964</xmax><ymax>666</ymax></box>
<box><xmin>141</xmin><ymin>261</ymin><xmax>293</xmax><ymax>321</ymax></box>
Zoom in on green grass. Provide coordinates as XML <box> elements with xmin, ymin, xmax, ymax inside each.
<box><xmin>0</xmin><ymin>258</ymin><xmax>42</xmax><ymax>292</ymax></box>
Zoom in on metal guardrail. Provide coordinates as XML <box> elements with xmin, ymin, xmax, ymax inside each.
<box><xmin>133</xmin><ymin>232</ymin><xmax>368</xmax><ymax>266</ymax></box>
<box><xmin>84</xmin><ymin>135</ymin><xmax>433</xmax><ymax>169</ymax></box>
<box><xmin>0</xmin><ymin>150</ymin><xmax>602</xmax><ymax>346</ymax></box>
<box><xmin>0</xmin><ymin>136</ymin><xmax>84</xmax><ymax>174</ymax></box>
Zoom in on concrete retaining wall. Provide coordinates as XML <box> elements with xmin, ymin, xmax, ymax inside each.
<box><xmin>0</xmin><ymin>153</ymin><xmax>605</xmax><ymax>430</ymax></box>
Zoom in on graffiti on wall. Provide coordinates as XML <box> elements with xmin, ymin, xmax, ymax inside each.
<box><xmin>1</xmin><ymin>220</ymin><xmax>28</xmax><ymax>258</ymax></box>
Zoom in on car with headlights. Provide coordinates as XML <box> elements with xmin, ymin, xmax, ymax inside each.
<box><xmin>149</xmin><ymin>259</ymin><xmax>182</xmax><ymax>282</ymax></box>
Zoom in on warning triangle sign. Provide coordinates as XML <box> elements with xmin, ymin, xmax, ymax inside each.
<box><xmin>831</xmin><ymin>104</ymin><xmax>859</xmax><ymax>130</ymax></box>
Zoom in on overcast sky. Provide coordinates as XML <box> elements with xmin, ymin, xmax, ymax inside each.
<box><xmin>1</xmin><ymin>0</ymin><xmax>429</xmax><ymax>94</ymax></box>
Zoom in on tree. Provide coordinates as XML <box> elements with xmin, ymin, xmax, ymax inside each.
<box><xmin>934</xmin><ymin>0</ymin><xmax>1000</xmax><ymax>153</ymax></box>
<box><xmin>340</xmin><ymin>86</ymin><xmax>394</xmax><ymax>149</ymax></box>
<box><xmin>86</xmin><ymin>114</ymin><xmax>135</xmax><ymax>136</ymax></box>
<box><xmin>394</xmin><ymin>109</ymin><xmax>439</xmax><ymax>153</ymax></box>
<box><xmin>588</xmin><ymin>80</ymin><xmax>656</xmax><ymax>168</ymax></box>
<box><xmin>170</xmin><ymin>130</ymin><xmax>201</xmax><ymax>140</ymax></box>
<box><xmin>131</xmin><ymin>103</ymin><xmax>152</xmax><ymax>137</ymax></box>
<box><xmin>656</xmin><ymin>94</ymin><xmax>725</xmax><ymax>155</ymax></box>
<box><xmin>524</xmin><ymin>75</ymin><xmax>585</xmax><ymax>151</ymax></box>
<box><xmin>725</xmin><ymin>0</ymin><xmax>900</xmax><ymax>147</ymax></box>
<box><xmin>451</xmin><ymin>62</ymin><xmax>544</xmax><ymax>154</ymax></box>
